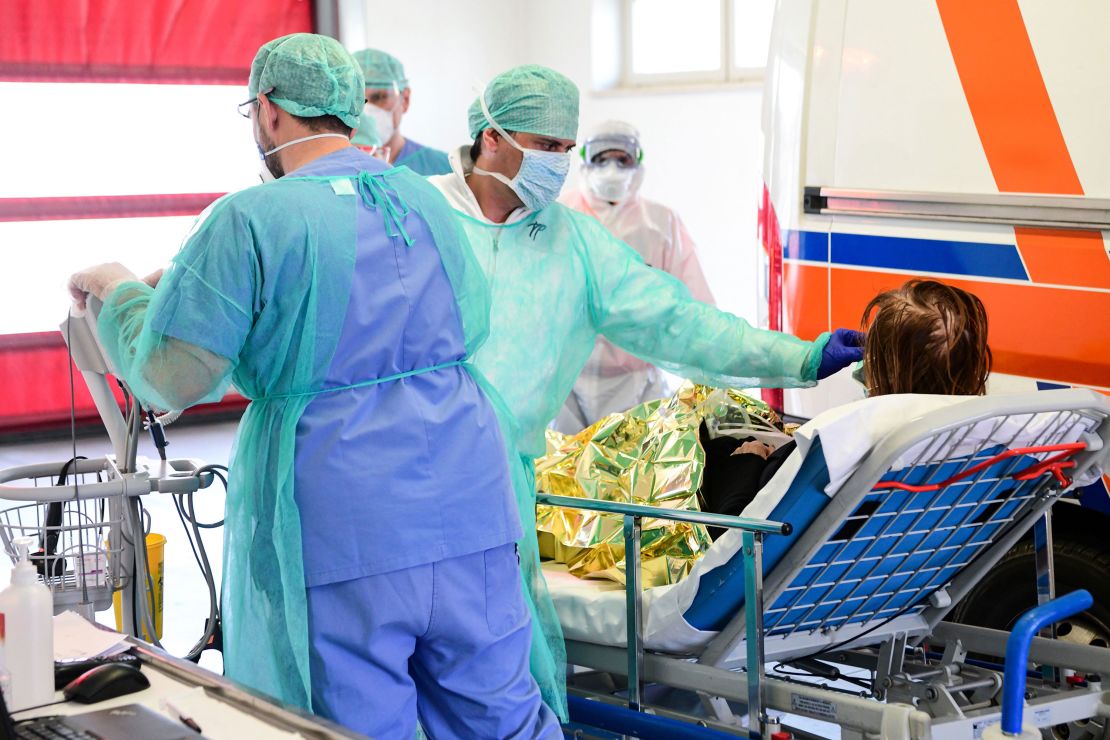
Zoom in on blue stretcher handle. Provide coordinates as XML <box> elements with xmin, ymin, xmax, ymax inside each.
<box><xmin>1001</xmin><ymin>589</ymin><xmax>1093</xmax><ymax>734</ymax></box>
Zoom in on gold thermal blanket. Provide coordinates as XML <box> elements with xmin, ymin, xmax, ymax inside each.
<box><xmin>536</xmin><ymin>382</ymin><xmax>784</xmax><ymax>587</ymax></box>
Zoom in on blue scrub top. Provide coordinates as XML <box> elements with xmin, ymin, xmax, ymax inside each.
<box><xmin>394</xmin><ymin>138</ymin><xmax>452</xmax><ymax>176</ymax></box>
<box><xmin>287</xmin><ymin>148</ymin><xmax>519</xmax><ymax>586</ymax></box>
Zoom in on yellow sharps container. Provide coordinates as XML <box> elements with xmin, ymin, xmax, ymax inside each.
<box><xmin>113</xmin><ymin>532</ymin><xmax>165</xmax><ymax>641</ymax></box>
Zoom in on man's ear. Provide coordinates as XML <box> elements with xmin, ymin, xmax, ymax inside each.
<box><xmin>257</xmin><ymin>94</ymin><xmax>281</xmax><ymax>135</ymax></box>
<box><xmin>401</xmin><ymin>88</ymin><xmax>411</xmax><ymax>114</ymax></box>
<box><xmin>482</xmin><ymin>127</ymin><xmax>501</xmax><ymax>155</ymax></box>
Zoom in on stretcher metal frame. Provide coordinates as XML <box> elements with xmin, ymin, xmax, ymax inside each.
<box><xmin>537</xmin><ymin>493</ymin><xmax>791</xmax><ymax>735</ymax></box>
<box><xmin>542</xmin><ymin>389</ymin><xmax>1110</xmax><ymax>739</ymax></box>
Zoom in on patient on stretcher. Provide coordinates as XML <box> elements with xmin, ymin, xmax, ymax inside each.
<box><xmin>700</xmin><ymin>279</ymin><xmax>991</xmax><ymax>529</ymax></box>
<box><xmin>535</xmin><ymin>279</ymin><xmax>990</xmax><ymax>584</ymax></box>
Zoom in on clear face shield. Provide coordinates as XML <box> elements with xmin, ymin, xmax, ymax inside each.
<box><xmin>354</xmin><ymin>80</ymin><xmax>403</xmax><ymax>160</ymax></box>
<box><xmin>582</xmin><ymin>133</ymin><xmax>643</xmax><ymax>204</ymax></box>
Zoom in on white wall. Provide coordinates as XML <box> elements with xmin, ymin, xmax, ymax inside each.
<box><xmin>347</xmin><ymin>0</ymin><xmax>530</xmax><ymax>160</ymax></box>
<box><xmin>350</xmin><ymin>0</ymin><xmax>765</xmax><ymax>320</ymax></box>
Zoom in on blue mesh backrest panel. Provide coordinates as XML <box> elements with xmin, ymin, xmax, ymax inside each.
<box><xmin>764</xmin><ymin>445</ymin><xmax>1042</xmax><ymax>637</ymax></box>
<box><xmin>683</xmin><ymin>439</ymin><xmax>831</xmax><ymax>632</ymax></box>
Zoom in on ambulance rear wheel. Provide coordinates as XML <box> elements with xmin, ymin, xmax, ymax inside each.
<box><xmin>951</xmin><ymin>538</ymin><xmax>1110</xmax><ymax>654</ymax></box>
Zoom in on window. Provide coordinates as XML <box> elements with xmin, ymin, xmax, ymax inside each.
<box><xmin>0</xmin><ymin>0</ymin><xmax>311</xmax><ymax>430</ymax></box>
<box><xmin>621</xmin><ymin>0</ymin><xmax>774</xmax><ymax>86</ymax></box>
<box><xmin>0</xmin><ymin>82</ymin><xmax>260</xmax><ymax>336</ymax></box>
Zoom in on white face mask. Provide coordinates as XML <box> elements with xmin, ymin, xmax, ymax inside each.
<box><xmin>585</xmin><ymin>161</ymin><xmax>641</xmax><ymax>204</ymax></box>
<box><xmin>255</xmin><ymin>132</ymin><xmax>350</xmax><ymax>182</ymax></box>
<box><xmin>470</xmin><ymin>92</ymin><xmax>572</xmax><ymax>213</ymax></box>
<box><xmin>363</xmin><ymin>102</ymin><xmax>397</xmax><ymax>145</ymax></box>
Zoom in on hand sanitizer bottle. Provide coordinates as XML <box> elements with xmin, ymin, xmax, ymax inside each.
<box><xmin>0</xmin><ymin>538</ymin><xmax>54</xmax><ymax>709</ymax></box>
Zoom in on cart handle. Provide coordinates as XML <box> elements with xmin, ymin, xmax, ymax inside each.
<box><xmin>0</xmin><ymin>457</ymin><xmax>213</xmax><ymax>502</ymax></box>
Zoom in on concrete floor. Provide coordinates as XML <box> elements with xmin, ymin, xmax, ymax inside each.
<box><xmin>0</xmin><ymin>420</ymin><xmax>238</xmax><ymax>674</ymax></box>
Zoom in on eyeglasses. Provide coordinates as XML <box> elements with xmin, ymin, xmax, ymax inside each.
<box><xmin>237</xmin><ymin>87</ymin><xmax>274</xmax><ymax>118</ymax></box>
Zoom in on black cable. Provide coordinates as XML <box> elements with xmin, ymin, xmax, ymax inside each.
<box><xmin>171</xmin><ymin>495</ymin><xmax>208</xmax><ymax>662</ymax></box>
<box><xmin>771</xmin><ymin>663</ymin><xmax>872</xmax><ymax>690</ymax></box>
<box><xmin>183</xmin><ymin>473</ymin><xmax>221</xmax><ymax>662</ymax></box>
<box><xmin>130</xmin><ymin>500</ymin><xmax>140</xmax><ymax>642</ymax></box>
<box><xmin>146</xmin><ymin>410</ymin><xmax>168</xmax><ymax>462</ymax></box>
<box><xmin>766</xmin><ymin>670</ymin><xmax>873</xmax><ymax>698</ymax></box>
<box><xmin>792</xmin><ymin>603</ymin><xmax>920</xmax><ymax>665</ymax></box>
<box><xmin>770</xmin><ymin>593</ymin><xmax>940</xmax><ymax>694</ymax></box>
<box><xmin>134</xmin><ymin>498</ymin><xmax>162</xmax><ymax>648</ymax></box>
<box><xmin>9</xmin><ymin>698</ymin><xmax>68</xmax><ymax>717</ymax></box>
<box><xmin>172</xmin><ymin>495</ymin><xmax>205</xmax><ymax>573</ymax></box>
<box><xmin>116</xmin><ymin>379</ymin><xmax>131</xmax><ymax>417</ymax></box>
<box><xmin>36</xmin><ymin>456</ymin><xmax>88</xmax><ymax>578</ymax></box>
<box><xmin>178</xmin><ymin>465</ymin><xmax>227</xmax><ymax>528</ymax></box>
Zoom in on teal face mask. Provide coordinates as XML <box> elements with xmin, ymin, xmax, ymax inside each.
<box><xmin>851</xmin><ymin>361</ymin><xmax>869</xmax><ymax>396</ymax></box>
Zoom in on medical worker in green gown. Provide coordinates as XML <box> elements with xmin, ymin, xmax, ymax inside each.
<box><xmin>351</xmin><ymin>48</ymin><xmax>452</xmax><ymax>175</ymax></box>
<box><xmin>428</xmin><ymin>64</ymin><xmax>865</xmax><ymax>719</ymax></box>
<box><xmin>67</xmin><ymin>36</ymin><xmax>559</xmax><ymax>740</ymax></box>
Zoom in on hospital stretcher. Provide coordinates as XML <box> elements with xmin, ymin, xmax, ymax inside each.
<box><xmin>540</xmin><ymin>389</ymin><xmax>1110</xmax><ymax>738</ymax></box>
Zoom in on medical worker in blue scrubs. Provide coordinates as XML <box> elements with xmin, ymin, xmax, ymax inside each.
<box><xmin>67</xmin><ymin>34</ymin><xmax>558</xmax><ymax>740</ymax></box>
<box><xmin>352</xmin><ymin>48</ymin><xmax>452</xmax><ymax>176</ymax></box>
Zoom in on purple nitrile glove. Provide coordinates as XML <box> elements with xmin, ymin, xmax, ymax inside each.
<box><xmin>817</xmin><ymin>328</ymin><xmax>865</xmax><ymax>380</ymax></box>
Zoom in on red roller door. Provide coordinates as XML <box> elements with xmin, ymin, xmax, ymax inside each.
<box><xmin>0</xmin><ymin>0</ymin><xmax>312</xmax><ymax>433</ymax></box>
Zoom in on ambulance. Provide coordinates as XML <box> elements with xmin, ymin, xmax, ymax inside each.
<box><xmin>759</xmin><ymin>0</ymin><xmax>1110</xmax><ymax>647</ymax></box>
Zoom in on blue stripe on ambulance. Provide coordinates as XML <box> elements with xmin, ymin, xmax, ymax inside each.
<box><xmin>784</xmin><ymin>230</ymin><xmax>830</xmax><ymax>262</ymax></box>
<box><xmin>784</xmin><ymin>231</ymin><xmax>1030</xmax><ymax>281</ymax></box>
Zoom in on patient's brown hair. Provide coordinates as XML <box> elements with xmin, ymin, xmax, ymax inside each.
<box><xmin>861</xmin><ymin>280</ymin><xmax>991</xmax><ymax>396</ymax></box>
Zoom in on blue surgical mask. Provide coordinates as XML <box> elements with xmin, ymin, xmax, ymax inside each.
<box><xmin>471</xmin><ymin>91</ymin><xmax>571</xmax><ymax>212</ymax></box>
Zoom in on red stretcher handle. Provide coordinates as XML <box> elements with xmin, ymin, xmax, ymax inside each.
<box><xmin>872</xmin><ymin>442</ymin><xmax>1087</xmax><ymax>493</ymax></box>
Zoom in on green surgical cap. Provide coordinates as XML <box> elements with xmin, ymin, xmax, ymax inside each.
<box><xmin>249</xmin><ymin>33</ymin><xmax>364</xmax><ymax>130</ymax></box>
<box><xmin>467</xmin><ymin>65</ymin><xmax>579</xmax><ymax>141</ymax></box>
<box><xmin>352</xmin><ymin>48</ymin><xmax>408</xmax><ymax>90</ymax></box>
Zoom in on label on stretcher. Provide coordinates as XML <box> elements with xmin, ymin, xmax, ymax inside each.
<box><xmin>971</xmin><ymin>718</ymin><xmax>996</xmax><ymax>738</ymax></box>
<box><xmin>971</xmin><ymin>708</ymin><xmax>1053</xmax><ymax>737</ymax></box>
<box><xmin>790</xmin><ymin>693</ymin><xmax>838</xmax><ymax>721</ymax></box>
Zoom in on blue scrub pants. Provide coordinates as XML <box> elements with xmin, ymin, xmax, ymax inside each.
<box><xmin>306</xmin><ymin>543</ymin><xmax>561</xmax><ymax>739</ymax></box>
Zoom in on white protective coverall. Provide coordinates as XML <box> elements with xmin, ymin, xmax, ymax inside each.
<box><xmin>556</xmin><ymin>138</ymin><xmax>716</xmax><ymax>432</ymax></box>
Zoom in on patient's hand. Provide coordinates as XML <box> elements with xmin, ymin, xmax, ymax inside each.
<box><xmin>733</xmin><ymin>440</ymin><xmax>774</xmax><ymax>459</ymax></box>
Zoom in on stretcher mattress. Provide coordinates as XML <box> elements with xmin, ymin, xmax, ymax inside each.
<box><xmin>547</xmin><ymin>394</ymin><xmax>1100</xmax><ymax>654</ymax></box>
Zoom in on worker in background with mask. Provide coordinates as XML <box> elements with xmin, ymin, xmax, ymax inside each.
<box><xmin>555</xmin><ymin>120</ymin><xmax>716</xmax><ymax>432</ymax></box>
<box><xmin>428</xmin><ymin>64</ymin><xmax>864</xmax><ymax>718</ymax></box>
<box><xmin>352</xmin><ymin>48</ymin><xmax>451</xmax><ymax>175</ymax></box>
<box><xmin>67</xmin><ymin>34</ymin><xmax>557</xmax><ymax>740</ymax></box>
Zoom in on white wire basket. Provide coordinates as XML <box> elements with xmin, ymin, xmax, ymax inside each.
<box><xmin>0</xmin><ymin>457</ymin><xmax>134</xmax><ymax>614</ymax></box>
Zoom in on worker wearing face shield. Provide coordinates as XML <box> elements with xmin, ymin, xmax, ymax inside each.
<box><xmin>351</xmin><ymin>48</ymin><xmax>451</xmax><ymax>175</ymax></box>
<box><xmin>555</xmin><ymin>121</ymin><xmax>716</xmax><ymax>432</ymax></box>
<box><xmin>427</xmin><ymin>64</ymin><xmax>865</xmax><ymax>718</ymax></box>
<box><xmin>67</xmin><ymin>34</ymin><xmax>557</xmax><ymax>740</ymax></box>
